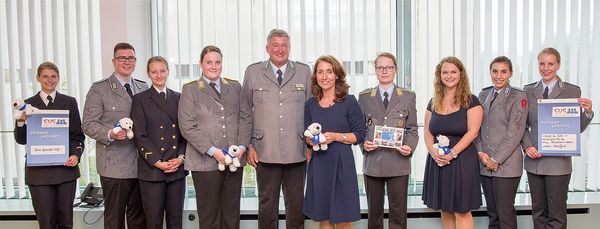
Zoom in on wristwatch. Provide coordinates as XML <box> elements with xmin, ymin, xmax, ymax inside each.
<box><xmin>450</xmin><ymin>149</ymin><xmax>458</xmax><ymax>159</ymax></box>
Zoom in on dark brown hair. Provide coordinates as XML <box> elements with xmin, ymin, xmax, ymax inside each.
<box><xmin>489</xmin><ymin>56</ymin><xmax>513</xmax><ymax>73</ymax></box>
<box><xmin>200</xmin><ymin>45</ymin><xmax>223</xmax><ymax>63</ymax></box>
<box><xmin>310</xmin><ymin>55</ymin><xmax>350</xmax><ymax>102</ymax></box>
<box><xmin>113</xmin><ymin>42</ymin><xmax>135</xmax><ymax>57</ymax></box>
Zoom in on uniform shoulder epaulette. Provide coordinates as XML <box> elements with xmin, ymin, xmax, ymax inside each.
<box><xmin>511</xmin><ymin>86</ymin><xmax>525</xmax><ymax>92</ymax></box>
<box><xmin>248</xmin><ymin>61</ymin><xmax>263</xmax><ymax>67</ymax></box>
<box><xmin>134</xmin><ymin>78</ymin><xmax>146</xmax><ymax>83</ymax></box>
<box><xmin>401</xmin><ymin>88</ymin><xmax>415</xmax><ymax>94</ymax></box>
<box><xmin>524</xmin><ymin>82</ymin><xmax>536</xmax><ymax>87</ymax></box>
<box><xmin>92</xmin><ymin>78</ymin><xmax>108</xmax><ymax>85</ymax></box>
<box><xmin>563</xmin><ymin>81</ymin><xmax>580</xmax><ymax>88</ymax></box>
<box><xmin>359</xmin><ymin>87</ymin><xmax>375</xmax><ymax>96</ymax></box>
<box><xmin>482</xmin><ymin>86</ymin><xmax>493</xmax><ymax>91</ymax></box>
<box><xmin>223</xmin><ymin>77</ymin><xmax>238</xmax><ymax>82</ymax></box>
<box><xmin>294</xmin><ymin>61</ymin><xmax>310</xmax><ymax>68</ymax></box>
<box><xmin>184</xmin><ymin>80</ymin><xmax>198</xmax><ymax>86</ymax></box>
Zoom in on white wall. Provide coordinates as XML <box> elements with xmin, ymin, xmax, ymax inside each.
<box><xmin>99</xmin><ymin>0</ymin><xmax>152</xmax><ymax>80</ymax></box>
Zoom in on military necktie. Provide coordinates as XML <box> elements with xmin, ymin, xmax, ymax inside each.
<box><xmin>124</xmin><ymin>83</ymin><xmax>134</xmax><ymax>98</ymax></box>
<box><xmin>209</xmin><ymin>82</ymin><xmax>220</xmax><ymax>98</ymax></box>
<box><xmin>490</xmin><ymin>91</ymin><xmax>499</xmax><ymax>106</ymax></box>
<box><xmin>277</xmin><ymin>69</ymin><xmax>283</xmax><ymax>85</ymax></box>
<box><xmin>47</xmin><ymin>95</ymin><xmax>54</xmax><ymax>108</ymax></box>
<box><xmin>543</xmin><ymin>86</ymin><xmax>549</xmax><ymax>99</ymax></box>
<box><xmin>159</xmin><ymin>92</ymin><xmax>167</xmax><ymax>101</ymax></box>
<box><xmin>383</xmin><ymin>91</ymin><xmax>389</xmax><ymax>109</ymax></box>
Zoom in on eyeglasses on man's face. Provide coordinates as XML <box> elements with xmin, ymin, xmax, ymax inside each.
<box><xmin>375</xmin><ymin>65</ymin><xmax>396</xmax><ymax>72</ymax></box>
<box><xmin>115</xmin><ymin>56</ymin><xmax>137</xmax><ymax>63</ymax></box>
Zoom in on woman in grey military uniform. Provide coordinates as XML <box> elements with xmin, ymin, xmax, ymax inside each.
<box><xmin>475</xmin><ymin>56</ymin><xmax>528</xmax><ymax>229</ymax></box>
<box><xmin>178</xmin><ymin>45</ymin><xmax>246</xmax><ymax>229</ymax></box>
<box><xmin>358</xmin><ymin>52</ymin><xmax>418</xmax><ymax>229</ymax></box>
<box><xmin>521</xmin><ymin>48</ymin><xmax>594</xmax><ymax>229</ymax></box>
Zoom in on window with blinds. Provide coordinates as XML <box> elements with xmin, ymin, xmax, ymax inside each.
<box><xmin>0</xmin><ymin>0</ymin><xmax>102</xmax><ymax>199</ymax></box>
<box><xmin>1</xmin><ymin>0</ymin><xmax>598</xmax><ymax>200</ymax></box>
<box><xmin>411</xmin><ymin>0</ymin><xmax>599</xmax><ymax>192</ymax></box>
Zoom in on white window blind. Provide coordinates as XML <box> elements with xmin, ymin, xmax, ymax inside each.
<box><xmin>0</xmin><ymin>0</ymin><xmax>103</xmax><ymax>199</ymax></box>
<box><xmin>152</xmin><ymin>0</ymin><xmax>399</xmax><ymax>194</ymax></box>
<box><xmin>412</xmin><ymin>0</ymin><xmax>599</xmax><ymax>191</ymax></box>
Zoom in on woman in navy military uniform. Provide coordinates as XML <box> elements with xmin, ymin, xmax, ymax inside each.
<box><xmin>14</xmin><ymin>62</ymin><xmax>85</xmax><ymax>229</ymax></box>
<box><xmin>303</xmin><ymin>55</ymin><xmax>366</xmax><ymax>228</ymax></box>
<box><xmin>131</xmin><ymin>56</ymin><xmax>187</xmax><ymax>229</ymax></box>
<box><xmin>421</xmin><ymin>57</ymin><xmax>483</xmax><ymax>229</ymax></box>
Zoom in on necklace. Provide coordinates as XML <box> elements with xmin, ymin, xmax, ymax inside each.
<box><xmin>319</xmin><ymin>98</ymin><xmax>335</xmax><ymax>107</ymax></box>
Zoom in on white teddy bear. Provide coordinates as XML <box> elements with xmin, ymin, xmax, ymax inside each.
<box><xmin>112</xmin><ymin>117</ymin><xmax>134</xmax><ymax>139</ymax></box>
<box><xmin>433</xmin><ymin>134</ymin><xmax>451</xmax><ymax>167</ymax></box>
<box><xmin>12</xmin><ymin>98</ymin><xmax>39</xmax><ymax>120</ymax></box>
<box><xmin>304</xmin><ymin>122</ymin><xmax>328</xmax><ymax>151</ymax></box>
<box><xmin>219</xmin><ymin>145</ymin><xmax>242</xmax><ymax>172</ymax></box>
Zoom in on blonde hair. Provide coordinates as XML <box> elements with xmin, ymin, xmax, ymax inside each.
<box><xmin>538</xmin><ymin>47</ymin><xmax>561</xmax><ymax>64</ymax></box>
<box><xmin>37</xmin><ymin>61</ymin><xmax>60</xmax><ymax>76</ymax></box>
<box><xmin>374</xmin><ymin>52</ymin><xmax>398</xmax><ymax>68</ymax></box>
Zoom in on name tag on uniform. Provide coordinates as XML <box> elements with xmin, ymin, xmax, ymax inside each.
<box><xmin>293</xmin><ymin>84</ymin><xmax>304</xmax><ymax>90</ymax></box>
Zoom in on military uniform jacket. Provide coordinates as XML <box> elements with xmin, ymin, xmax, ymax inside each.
<box><xmin>357</xmin><ymin>85</ymin><xmax>419</xmax><ymax>177</ymax></box>
<box><xmin>131</xmin><ymin>88</ymin><xmax>188</xmax><ymax>182</ymax></box>
<box><xmin>179</xmin><ymin>78</ymin><xmax>246</xmax><ymax>171</ymax></box>
<box><xmin>475</xmin><ymin>85</ymin><xmax>527</xmax><ymax>177</ymax></box>
<box><xmin>239</xmin><ymin>60</ymin><xmax>312</xmax><ymax>164</ymax></box>
<box><xmin>83</xmin><ymin>74</ymin><xmax>149</xmax><ymax>179</ymax></box>
<box><xmin>14</xmin><ymin>92</ymin><xmax>85</xmax><ymax>185</ymax></box>
<box><xmin>521</xmin><ymin>79</ymin><xmax>594</xmax><ymax>175</ymax></box>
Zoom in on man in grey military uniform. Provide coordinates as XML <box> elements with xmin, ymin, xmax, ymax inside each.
<box><xmin>83</xmin><ymin>42</ymin><xmax>148</xmax><ymax>229</ymax></box>
<box><xmin>475</xmin><ymin>56</ymin><xmax>528</xmax><ymax>229</ymax></box>
<box><xmin>239</xmin><ymin>29</ymin><xmax>312</xmax><ymax>229</ymax></box>
<box><xmin>358</xmin><ymin>52</ymin><xmax>418</xmax><ymax>229</ymax></box>
<box><xmin>521</xmin><ymin>48</ymin><xmax>594</xmax><ymax>229</ymax></box>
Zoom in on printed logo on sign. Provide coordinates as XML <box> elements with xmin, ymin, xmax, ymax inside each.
<box><xmin>552</xmin><ymin>106</ymin><xmax>580</xmax><ymax>118</ymax></box>
<box><xmin>41</xmin><ymin>117</ymin><xmax>69</xmax><ymax>128</ymax></box>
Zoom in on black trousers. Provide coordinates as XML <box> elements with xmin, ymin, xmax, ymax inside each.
<box><xmin>29</xmin><ymin>180</ymin><xmax>77</xmax><ymax>229</ymax></box>
<box><xmin>256</xmin><ymin>161</ymin><xmax>306</xmax><ymax>229</ymax></box>
<box><xmin>364</xmin><ymin>175</ymin><xmax>408</xmax><ymax>229</ymax></box>
<box><xmin>138</xmin><ymin>178</ymin><xmax>186</xmax><ymax>229</ymax></box>
<box><xmin>481</xmin><ymin>175</ymin><xmax>520</xmax><ymax>229</ymax></box>
<box><xmin>192</xmin><ymin>169</ymin><xmax>243</xmax><ymax>229</ymax></box>
<box><xmin>527</xmin><ymin>172</ymin><xmax>571</xmax><ymax>229</ymax></box>
<box><xmin>100</xmin><ymin>176</ymin><xmax>146</xmax><ymax>229</ymax></box>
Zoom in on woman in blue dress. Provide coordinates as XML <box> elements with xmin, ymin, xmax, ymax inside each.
<box><xmin>303</xmin><ymin>55</ymin><xmax>367</xmax><ymax>228</ymax></box>
<box><xmin>422</xmin><ymin>56</ymin><xmax>483</xmax><ymax>229</ymax></box>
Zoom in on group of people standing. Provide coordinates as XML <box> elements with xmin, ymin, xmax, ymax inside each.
<box><xmin>13</xmin><ymin>27</ymin><xmax>594</xmax><ymax>229</ymax></box>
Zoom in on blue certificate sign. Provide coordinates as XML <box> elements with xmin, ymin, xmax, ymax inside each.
<box><xmin>26</xmin><ymin>110</ymin><xmax>70</xmax><ymax>166</ymax></box>
<box><xmin>537</xmin><ymin>99</ymin><xmax>580</xmax><ymax>156</ymax></box>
